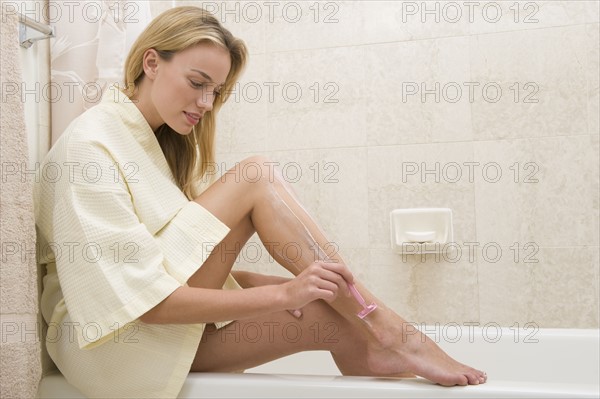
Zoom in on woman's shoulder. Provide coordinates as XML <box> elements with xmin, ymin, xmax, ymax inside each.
<box><xmin>41</xmin><ymin>86</ymin><xmax>154</xmax><ymax>186</ymax></box>
<box><xmin>68</xmin><ymin>100</ymin><xmax>126</xmax><ymax>139</ymax></box>
<box><xmin>41</xmin><ymin>119</ymin><xmax>125</xmax><ymax>188</ymax></box>
<box><xmin>53</xmin><ymin>99</ymin><xmax>137</xmax><ymax>156</ymax></box>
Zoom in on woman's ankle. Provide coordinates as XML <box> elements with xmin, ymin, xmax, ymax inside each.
<box><xmin>358</xmin><ymin>305</ymin><xmax>404</xmax><ymax>348</ymax></box>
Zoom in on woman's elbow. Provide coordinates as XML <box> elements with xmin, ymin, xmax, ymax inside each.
<box><xmin>139</xmin><ymin>288</ymin><xmax>182</xmax><ymax>324</ymax></box>
<box><xmin>139</xmin><ymin>309</ymin><xmax>157</xmax><ymax>324</ymax></box>
<box><xmin>139</xmin><ymin>306</ymin><xmax>165</xmax><ymax>324</ymax></box>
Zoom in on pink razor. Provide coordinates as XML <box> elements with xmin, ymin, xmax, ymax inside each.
<box><xmin>347</xmin><ymin>283</ymin><xmax>378</xmax><ymax>319</ymax></box>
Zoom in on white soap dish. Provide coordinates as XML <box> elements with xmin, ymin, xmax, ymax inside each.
<box><xmin>390</xmin><ymin>208</ymin><xmax>453</xmax><ymax>254</ymax></box>
<box><xmin>404</xmin><ymin>231</ymin><xmax>436</xmax><ymax>243</ymax></box>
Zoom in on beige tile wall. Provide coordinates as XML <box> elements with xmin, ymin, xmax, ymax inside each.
<box><xmin>180</xmin><ymin>1</ymin><xmax>599</xmax><ymax>328</ymax></box>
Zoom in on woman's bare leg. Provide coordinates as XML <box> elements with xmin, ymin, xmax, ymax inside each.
<box><xmin>187</xmin><ymin>214</ymin><xmax>255</xmax><ymax>289</ymax></box>
<box><xmin>192</xmin><ymin>272</ymin><xmax>416</xmax><ymax>377</ymax></box>
<box><xmin>190</xmin><ymin>156</ymin><xmax>486</xmax><ymax>386</ymax></box>
<box><xmin>191</xmin><ymin>296</ymin><xmax>370</xmax><ymax>375</ymax></box>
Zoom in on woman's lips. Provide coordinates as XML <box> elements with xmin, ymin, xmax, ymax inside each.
<box><xmin>183</xmin><ymin>111</ymin><xmax>201</xmax><ymax>125</ymax></box>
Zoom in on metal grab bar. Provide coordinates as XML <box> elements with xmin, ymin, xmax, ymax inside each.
<box><xmin>18</xmin><ymin>13</ymin><xmax>55</xmax><ymax>49</ymax></box>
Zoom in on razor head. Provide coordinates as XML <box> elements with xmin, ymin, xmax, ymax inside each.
<box><xmin>357</xmin><ymin>303</ymin><xmax>378</xmax><ymax>319</ymax></box>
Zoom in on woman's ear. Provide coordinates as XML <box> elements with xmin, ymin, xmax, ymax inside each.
<box><xmin>142</xmin><ymin>49</ymin><xmax>160</xmax><ymax>80</ymax></box>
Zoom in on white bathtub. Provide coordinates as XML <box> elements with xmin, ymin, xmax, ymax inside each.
<box><xmin>37</xmin><ymin>326</ymin><xmax>599</xmax><ymax>398</ymax></box>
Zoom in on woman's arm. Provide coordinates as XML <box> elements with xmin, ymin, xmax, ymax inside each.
<box><xmin>139</xmin><ymin>284</ymin><xmax>286</xmax><ymax>324</ymax></box>
<box><xmin>230</xmin><ymin>270</ymin><xmax>303</xmax><ymax>318</ymax></box>
<box><xmin>230</xmin><ymin>270</ymin><xmax>292</xmax><ymax>288</ymax></box>
<box><xmin>140</xmin><ymin>261</ymin><xmax>352</xmax><ymax>324</ymax></box>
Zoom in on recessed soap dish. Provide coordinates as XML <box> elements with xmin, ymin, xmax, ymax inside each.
<box><xmin>404</xmin><ymin>231</ymin><xmax>436</xmax><ymax>243</ymax></box>
<box><xmin>390</xmin><ymin>208</ymin><xmax>453</xmax><ymax>254</ymax></box>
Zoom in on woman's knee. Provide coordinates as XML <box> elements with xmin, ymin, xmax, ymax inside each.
<box><xmin>235</xmin><ymin>155</ymin><xmax>280</xmax><ymax>186</ymax></box>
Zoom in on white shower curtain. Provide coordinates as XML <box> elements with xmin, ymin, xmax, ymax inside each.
<box><xmin>50</xmin><ymin>0</ymin><xmax>151</xmax><ymax>143</ymax></box>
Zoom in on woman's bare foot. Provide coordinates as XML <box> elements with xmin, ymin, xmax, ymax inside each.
<box><xmin>363</xmin><ymin>307</ymin><xmax>487</xmax><ymax>386</ymax></box>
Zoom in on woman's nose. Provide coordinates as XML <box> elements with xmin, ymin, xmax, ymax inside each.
<box><xmin>196</xmin><ymin>91</ymin><xmax>214</xmax><ymax>111</ymax></box>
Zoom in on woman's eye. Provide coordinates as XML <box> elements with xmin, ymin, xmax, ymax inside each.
<box><xmin>190</xmin><ymin>80</ymin><xmax>221</xmax><ymax>96</ymax></box>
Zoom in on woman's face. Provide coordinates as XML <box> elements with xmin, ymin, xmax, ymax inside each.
<box><xmin>144</xmin><ymin>42</ymin><xmax>231</xmax><ymax>134</ymax></box>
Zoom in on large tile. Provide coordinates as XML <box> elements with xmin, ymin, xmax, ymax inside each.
<box><xmin>364</xmin><ymin>36</ymin><xmax>473</xmax><ymax>145</ymax></box>
<box><xmin>591</xmin><ymin>134</ymin><xmax>599</xmax><ymax>247</ymax></box>
<box><xmin>266</xmin><ymin>101</ymin><xmax>366</xmax><ymax>151</ymax></box>
<box><xmin>359</xmin><ymin>0</ymin><xmax>470</xmax><ymax>44</ymax></box>
<box><xmin>368</xmin><ymin>142</ymin><xmax>476</xmax><ymax>249</ymax></box>
<box><xmin>474</xmin><ymin>135</ymin><xmax>597</xmax><ymax>248</ymax></box>
<box><xmin>467</xmin><ymin>1</ymin><xmax>587</xmax><ymax>35</ymax></box>
<box><xmin>265</xmin><ymin>1</ymin><xmax>363</xmax><ymax>52</ymax></box>
<box><xmin>264</xmin><ymin>45</ymin><xmax>366</xmax><ymax>151</ymax></box>
<box><xmin>470</xmin><ymin>25</ymin><xmax>588</xmax><ymax>140</ymax></box>
<box><xmin>265</xmin><ymin>46</ymin><xmax>365</xmax><ymax>114</ymax></box>
<box><xmin>585</xmin><ymin>0</ymin><xmax>600</xmax><ymax>23</ymax></box>
<box><xmin>314</xmin><ymin>147</ymin><xmax>369</xmax><ymax>251</ymax></box>
<box><xmin>593</xmin><ymin>246</ymin><xmax>600</xmax><ymax>327</ymax></box>
<box><xmin>530</xmin><ymin>247</ymin><xmax>599</xmax><ymax>328</ymax></box>
<box><xmin>479</xmin><ymin>247</ymin><xmax>599</xmax><ymax>328</ymax></box>
<box><xmin>413</xmin><ymin>246</ymin><xmax>480</xmax><ymax>325</ymax></box>
<box><xmin>587</xmin><ymin>23</ymin><xmax>599</xmax><ymax>136</ymax></box>
<box><xmin>478</xmin><ymin>247</ymin><xmax>536</xmax><ymax>327</ymax></box>
<box><xmin>367</xmin><ymin>248</ymin><xmax>419</xmax><ymax>323</ymax></box>
<box><xmin>217</xmin><ymin>54</ymin><xmax>268</xmax><ymax>153</ymax></box>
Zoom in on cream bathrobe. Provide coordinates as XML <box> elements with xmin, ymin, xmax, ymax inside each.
<box><xmin>34</xmin><ymin>85</ymin><xmax>240</xmax><ymax>398</ymax></box>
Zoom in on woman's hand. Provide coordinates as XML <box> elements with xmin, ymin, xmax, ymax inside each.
<box><xmin>229</xmin><ymin>270</ymin><xmax>305</xmax><ymax>318</ymax></box>
<box><xmin>281</xmin><ymin>261</ymin><xmax>354</xmax><ymax>310</ymax></box>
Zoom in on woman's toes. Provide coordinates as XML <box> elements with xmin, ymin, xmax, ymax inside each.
<box><xmin>454</xmin><ymin>374</ymin><xmax>469</xmax><ymax>386</ymax></box>
<box><xmin>480</xmin><ymin>371</ymin><xmax>487</xmax><ymax>383</ymax></box>
<box><xmin>465</xmin><ymin>372</ymin><xmax>480</xmax><ymax>385</ymax></box>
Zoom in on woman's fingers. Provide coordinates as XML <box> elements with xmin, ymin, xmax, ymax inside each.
<box><xmin>306</xmin><ymin>262</ymin><xmax>355</xmax><ymax>300</ymax></box>
<box><xmin>287</xmin><ymin>261</ymin><xmax>355</xmax><ymax>307</ymax></box>
<box><xmin>312</xmin><ymin>261</ymin><xmax>353</xmax><ymax>296</ymax></box>
<box><xmin>315</xmin><ymin>279</ymin><xmax>339</xmax><ymax>296</ymax></box>
<box><xmin>318</xmin><ymin>261</ymin><xmax>354</xmax><ymax>285</ymax></box>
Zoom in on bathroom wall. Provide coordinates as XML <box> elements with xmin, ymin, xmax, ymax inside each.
<box><xmin>176</xmin><ymin>0</ymin><xmax>600</xmax><ymax>329</ymax></box>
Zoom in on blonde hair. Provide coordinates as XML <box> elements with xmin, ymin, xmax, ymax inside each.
<box><xmin>123</xmin><ymin>6</ymin><xmax>247</xmax><ymax>199</ymax></box>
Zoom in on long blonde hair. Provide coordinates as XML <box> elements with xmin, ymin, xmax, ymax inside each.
<box><xmin>123</xmin><ymin>6</ymin><xmax>247</xmax><ymax>199</ymax></box>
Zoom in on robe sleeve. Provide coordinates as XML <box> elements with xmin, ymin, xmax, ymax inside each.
<box><xmin>52</xmin><ymin>138</ymin><xmax>230</xmax><ymax>349</ymax></box>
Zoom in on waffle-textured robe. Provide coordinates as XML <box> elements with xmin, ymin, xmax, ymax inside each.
<box><xmin>34</xmin><ymin>85</ymin><xmax>240</xmax><ymax>398</ymax></box>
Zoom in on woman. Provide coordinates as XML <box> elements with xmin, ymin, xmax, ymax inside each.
<box><xmin>34</xmin><ymin>6</ymin><xmax>487</xmax><ymax>398</ymax></box>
